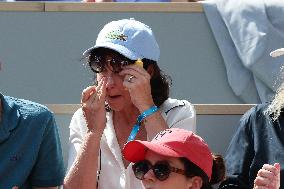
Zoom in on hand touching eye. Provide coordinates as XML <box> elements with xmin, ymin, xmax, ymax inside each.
<box><xmin>81</xmin><ymin>77</ymin><xmax>107</xmax><ymax>132</ymax></box>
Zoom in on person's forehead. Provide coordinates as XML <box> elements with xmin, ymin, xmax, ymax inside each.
<box><xmin>104</xmin><ymin>53</ymin><xmax>122</xmax><ymax>59</ymax></box>
<box><xmin>102</xmin><ymin>52</ymin><xmax>127</xmax><ymax>60</ymax></box>
<box><xmin>93</xmin><ymin>48</ymin><xmax>126</xmax><ymax>59</ymax></box>
<box><xmin>145</xmin><ymin>150</ymin><xmax>182</xmax><ymax>166</ymax></box>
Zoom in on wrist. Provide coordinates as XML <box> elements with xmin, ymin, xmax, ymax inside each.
<box><xmin>127</xmin><ymin>105</ymin><xmax>158</xmax><ymax>142</ymax></box>
<box><xmin>137</xmin><ymin>102</ymin><xmax>156</xmax><ymax>113</ymax></box>
<box><xmin>137</xmin><ymin>105</ymin><xmax>158</xmax><ymax>124</ymax></box>
<box><xmin>87</xmin><ymin>126</ymin><xmax>105</xmax><ymax>139</ymax></box>
<box><xmin>87</xmin><ymin>122</ymin><xmax>105</xmax><ymax>133</ymax></box>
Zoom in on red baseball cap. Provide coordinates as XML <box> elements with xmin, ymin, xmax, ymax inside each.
<box><xmin>123</xmin><ymin>128</ymin><xmax>213</xmax><ymax>180</ymax></box>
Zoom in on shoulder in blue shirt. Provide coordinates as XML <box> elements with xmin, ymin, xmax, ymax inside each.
<box><xmin>0</xmin><ymin>94</ymin><xmax>65</xmax><ymax>189</ymax></box>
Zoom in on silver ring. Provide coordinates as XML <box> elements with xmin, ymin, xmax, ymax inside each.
<box><xmin>128</xmin><ymin>75</ymin><xmax>135</xmax><ymax>82</ymax></box>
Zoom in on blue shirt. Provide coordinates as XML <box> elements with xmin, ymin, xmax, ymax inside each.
<box><xmin>0</xmin><ymin>93</ymin><xmax>65</xmax><ymax>189</ymax></box>
<box><xmin>219</xmin><ymin>104</ymin><xmax>284</xmax><ymax>189</ymax></box>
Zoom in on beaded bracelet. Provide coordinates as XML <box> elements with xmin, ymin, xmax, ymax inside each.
<box><xmin>127</xmin><ymin>105</ymin><xmax>158</xmax><ymax>142</ymax></box>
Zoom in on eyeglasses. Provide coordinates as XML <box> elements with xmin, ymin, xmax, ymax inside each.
<box><xmin>89</xmin><ymin>55</ymin><xmax>134</xmax><ymax>74</ymax></box>
<box><xmin>132</xmin><ymin>160</ymin><xmax>186</xmax><ymax>181</ymax></box>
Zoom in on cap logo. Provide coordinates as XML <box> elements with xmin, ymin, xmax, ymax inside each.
<box><xmin>154</xmin><ymin>129</ymin><xmax>172</xmax><ymax>140</ymax></box>
<box><xmin>105</xmin><ymin>30</ymin><xmax>128</xmax><ymax>41</ymax></box>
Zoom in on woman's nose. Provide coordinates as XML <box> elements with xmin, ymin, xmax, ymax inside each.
<box><xmin>143</xmin><ymin>169</ymin><xmax>156</xmax><ymax>182</ymax></box>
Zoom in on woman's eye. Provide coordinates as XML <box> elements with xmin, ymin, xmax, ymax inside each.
<box><xmin>120</xmin><ymin>61</ymin><xmax>128</xmax><ymax>66</ymax></box>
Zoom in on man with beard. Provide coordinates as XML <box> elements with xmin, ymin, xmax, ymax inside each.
<box><xmin>219</xmin><ymin>48</ymin><xmax>284</xmax><ymax>189</ymax></box>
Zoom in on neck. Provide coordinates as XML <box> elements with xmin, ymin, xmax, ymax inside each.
<box><xmin>113</xmin><ymin>105</ymin><xmax>140</xmax><ymax>128</ymax></box>
<box><xmin>113</xmin><ymin>105</ymin><xmax>147</xmax><ymax>159</ymax></box>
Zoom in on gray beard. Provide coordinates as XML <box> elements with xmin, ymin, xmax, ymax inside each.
<box><xmin>265</xmin><ymin>82</ymin><xmax>284</xmax><ymax>120</ymax></box>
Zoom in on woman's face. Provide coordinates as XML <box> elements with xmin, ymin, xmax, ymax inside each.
<box><xmin>94</xmin><ymin>52</ymin><xmax>133</xmax><ymax>111</ymax></box>
<box><xmin>141</xmin><ymin>150</ymin><xmax>194</xmax><ymax>189</ymax></box>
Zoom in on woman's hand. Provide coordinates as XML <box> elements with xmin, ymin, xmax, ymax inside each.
<box><xmin>81</xmin><ymin>77</ymin><xmax>107</xmax><ymax>132</ymax></box>
<box><xmin>120</xmin><ymin>64</ymin><xmax>155</xmax><ymax>112</ymax></box>
<box><xmin>254</xmin><ymin>163</ymin><xmax>280</xmax><ymax>189</ymax></box>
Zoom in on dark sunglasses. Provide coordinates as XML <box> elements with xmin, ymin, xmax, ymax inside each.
<box><xmin>89</xmin><ymin>55</ymin><xmax>134</xmax><ymax>73</ymax></box>
<box><xmin>132</xmin><ymin>160</ymin><xmax>186</xmax><ymax>181</ymax></box>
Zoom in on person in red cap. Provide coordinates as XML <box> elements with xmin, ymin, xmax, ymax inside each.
<box><xmin>123</xmin><ymin>128</ymin><xmax>225</xmax><ymax>189</ymax></box>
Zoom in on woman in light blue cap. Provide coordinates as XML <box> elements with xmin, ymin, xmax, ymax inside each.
<box><xmin>64</xmin><ymin>18</ymin><xmax>196</xmax><ymax>189</ymax></box>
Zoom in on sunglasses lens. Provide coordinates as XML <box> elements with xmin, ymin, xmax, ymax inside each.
<box><xmin>153</xmin><ymin>162</ymin><xmax>171</xmax><ymax>181</ymax></box>
<box><xmin>109</xmin><ymin>59</ymin><xmax>123</xmax><ymax>73</ymax></box>
<box><xmin>90</xmin><ymin>57</ymin><xmax>103</xmax><ymax>73</ymax></box>
<box><xmin>110</xmin><ymin>59</ymin><xmax>132</xmax><ymax>73</ymax></box>
<box><xmin>90</xmin><ymin>54</ymin><xmax>133</xmax><ymax>74</ymax></box>
<box><xmin>132</xmin><ymin>161</ymin><xmax>150</xmax><ymax>180</ymax></box>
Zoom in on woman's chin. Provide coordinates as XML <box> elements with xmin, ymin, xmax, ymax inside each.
<box><xmin>107</xmin><ymin>101</ymin><xmax>123</xmax><ymax>111</ymax></box>
<box><xmin>107</xmin><ymin>96</ymin><xmax>130</xmax><ymax>111</ymax></box>
<box><xmin>109</xmin><ymin>105</ymin><xmax>121</xmax><ymax>111</ymax></box>
<box><xmin>108</xmin><ymin>102</ymin><xmax>131</xmax><ymax>112</ymax></box>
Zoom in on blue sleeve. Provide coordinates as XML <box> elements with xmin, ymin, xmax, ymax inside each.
<box><xmin>219</xmin><ymin>108</ymin><xmax>255</xmax><ymax>189</ymax></box>
<box><xmin>30</xmin><ymin>113</ymin><xmax>65</xmax><ymax>187</ymax></box>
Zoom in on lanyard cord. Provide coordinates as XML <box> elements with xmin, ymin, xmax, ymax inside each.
<box><xmin>96</xmin><ymin>148</ymin><xmax>101</xmax><ymax>189</ymax></box>
<box><xmin>127</xmin><ymin>105</ymin><xmax>158</xmax><ymax>142</ymax></box>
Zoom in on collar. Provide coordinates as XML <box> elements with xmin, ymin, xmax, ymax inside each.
<box><xmin>104</xmin><ymin>111</ymin><xmax>125</xmax><ymax>170</ymax></box>
<box><xmin>0</xmin><ymin>93</ymin><xmax>20</xmax><ymax>143</ymax></box>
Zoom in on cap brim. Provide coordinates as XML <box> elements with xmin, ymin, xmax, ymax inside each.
<box><xmin>83</xmin><ymin>42</ymin><xmax>140</xmax><ymax>60</ymax></box>
<box><xmin>270</xmin><ymin>48</ymin><xmax>284</xmax><ymax>57</ymax></box>
<box><xmin>123</xmin><ymin>140</ymin><xmax>181</xmax><ymax>163</ymax></box>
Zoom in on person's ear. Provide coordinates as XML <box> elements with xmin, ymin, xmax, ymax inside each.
<box><xmin>188</xmin><ymin>176</ymin><xmax>203</xmax><ymax>189</ymax></box>
<box><xmin>146</xmin><ymin>64</ymin><xmax>154</xmax><ymax>77</ymax></box>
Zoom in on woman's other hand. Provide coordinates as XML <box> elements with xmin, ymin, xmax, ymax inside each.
<box><xmin>81</xmin><ymin>77</ymin><xmax>107</xmax><ymax>132</ymax></box>
<box><xmin>254</xmin><ymin>163</ymin><xmax>280</xmax><ymax>189</ymax></box>
<box><xmin>120</xmin><ymin>64</ymin><xmax>154</xmax><ymax>112</ymax></box>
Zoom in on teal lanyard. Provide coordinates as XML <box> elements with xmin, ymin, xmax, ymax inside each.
<box><xmin>127</xmin><ymin>106</ymin><xmax>158</xmax><ymax>142</ymax></box>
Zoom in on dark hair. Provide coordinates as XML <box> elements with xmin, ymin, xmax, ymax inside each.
<box><xmin>180</xmin><ymin>154</ymin><xmax>225</xmax><ymax>189</ymax></box>
<box><xmin>85</xmin><ymin>48</ymin><xmax>171</xmax><ymax>107</ymax></box>
<box><xmin>143</xmin><ymin>58</ymin><xmax>171</xmax><ymax>107</ymax></box>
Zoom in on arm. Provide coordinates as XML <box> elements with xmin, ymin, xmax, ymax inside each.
<box><xmin>219</xmin><ymin>110</ymin><xmax>255</xmax><ymax>189</ymax></box>
<box><xmin>143</xmin><ymin>100</ymin><xmax>196</xmax><ymax>139</ymax></box>
<box><xmin>64</xmin><ymin>78</ymin><xmax>107</xmax><ymax>189</ymax></box>
<box><xmin>64</xmin><ymin>131</ymin><xmax>103</xmax><ymax>189</ymax></box>
<box><xmin>164</xmin><ymin>99</ymin><xmax>196</xmax><ymax>132</ymax></box>
<box><xmin>29</xmin><ymin>112</ymin><xmax>65</xmax><ymax>188</ymax></box>
<box><xmin>143</xmin><ymin>108</ymin><xmax>168</xmax><ymax>140</ymax></box>
<box><xmin>120</xmin><ymin>64</ymin><xmax>168</xmax><ymax>140</ymax></box>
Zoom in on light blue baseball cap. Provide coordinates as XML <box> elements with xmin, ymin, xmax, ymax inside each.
<box><xmin>83</xmin><ymin>18</ymin><xmax>160</xmax><ymax>62</ymax></box>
